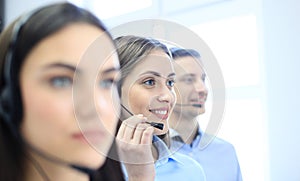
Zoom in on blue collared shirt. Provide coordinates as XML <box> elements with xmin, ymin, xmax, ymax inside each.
<box><xmin>122</xmin><ymin>135</ymin><xmax>206</xmax><ymax>181</ymax></box>
<box><xmin>153</xmin><ymin>135</ymin><xmax>206</xmax><ymax>181</ymax></box>
<box><xmin>170</xmin><ymin>128</ymin><xmax>242</xmax><ymax>181</ymax></box>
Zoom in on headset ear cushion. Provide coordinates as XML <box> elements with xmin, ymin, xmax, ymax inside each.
<box><xmin>0</xmin><ymin>87</ymin><xmax>19</xmax><ymax>138</ymax></box>
<box><xmin>0</xmin><ymin>87</ymin><xmax>11</xmax><ymax>121</ymax></box>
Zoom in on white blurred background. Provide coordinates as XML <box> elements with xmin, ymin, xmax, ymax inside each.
<box><xmin>3</xmin><ymin>0</ymin><xmax>300</xmax><ymax>180</ymax></box>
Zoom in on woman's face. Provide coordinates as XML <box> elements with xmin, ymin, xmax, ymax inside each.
<box><xmin>20</xmin><ymin>23</ymin><xmax>120</xmax><ymax>169</ymax></box>
<box><xmin>121</xmin><ymin>50</ymin><xmax>176</xmax><ymax>135</ymax></box>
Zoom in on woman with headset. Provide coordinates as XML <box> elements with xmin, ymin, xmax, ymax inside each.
<box><xmin>115</xmin><ymin>35</ymin><xmax>206</xmax><ymax>181</ymax></box>
<box><xmin>0</xmin><ymin>3</ymin><xmax>154</xmax><ymax>181</ymax></box>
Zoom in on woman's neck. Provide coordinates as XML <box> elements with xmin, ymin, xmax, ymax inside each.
<box><xmin>24</xmin><ymin>151</ymin><xmax>89</xmax><ymax>181</ymax></box>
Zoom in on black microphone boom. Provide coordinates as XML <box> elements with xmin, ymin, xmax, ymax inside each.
<box><xmin>120</xmin><ymin>104</ymin><xmax>164</xmax><ymax>130</ymax></box>
<box><xmin>176</xmin><ymin>103</ymin><xmax>202</xmax><ymax>108</ymax></box>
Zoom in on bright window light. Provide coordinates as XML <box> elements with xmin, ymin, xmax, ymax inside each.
<box><xmin>218</xmin><ymin>99</ymin><xmax>266</xmax><ymax>181</ymax></box>
<box><xmin>192</xmin><ymin>15</ymin><xmax>267</xmax><ymax>181</ymax></box>
<box><xmin>69</xmin><ymin>0</ymin><xmax>152</xmax><ymax>19</ymax></box>
<box><xmin>191</xmin><ymin>15</ymin><xmax>260</xmax><ymax>88</ymax></box>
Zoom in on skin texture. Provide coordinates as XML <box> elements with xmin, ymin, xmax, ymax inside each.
<box><xmin>20</xmin><ymin>23</ymin><xmax>120</xmax><ymax>180</ymax></box>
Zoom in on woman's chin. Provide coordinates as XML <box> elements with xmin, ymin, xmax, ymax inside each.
<box><xmin>73</xmin><ymin>154</ymin><xmax>106</xmax><ymax>170</ymax></box>
<box><xmin>91</xmin><ymin>158</ymin><xmax>105</xmax><ymax>169</ymax></box>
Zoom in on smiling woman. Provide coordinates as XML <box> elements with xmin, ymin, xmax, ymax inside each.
<box><xmin>115</xmin><ymin>35</ymin><xmax>175</xmax><ymax>135</ymax></box>
<box><xmin>115</xmin><ymin>35</ymin><xmax>207</xmax><ymax>181</ymax></box>
<box><xmin>120</xmin><ymin>50</ymin><xmax>175</xmax><ymax>134</ymax></box>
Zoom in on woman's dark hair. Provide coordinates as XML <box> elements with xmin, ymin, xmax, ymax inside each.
<box><xmin>170</xmin><ymin>47</ymin><xmax>201</xmax><ymax>60</ymax></box>
<box><xmin>0</xmin><ymin>2</ymin><xmax>123</xmax><ymax>181</ymax></box>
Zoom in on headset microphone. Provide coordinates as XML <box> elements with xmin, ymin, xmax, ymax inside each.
<box><xmin>120</xmin><ymin>104</ymin><xmax>164</xmax><ymax>130</ymax></box>
<box><xmin>176</xmin><ymin>103</ymin><xmax>202</xmax><ymax>108</ymax></box>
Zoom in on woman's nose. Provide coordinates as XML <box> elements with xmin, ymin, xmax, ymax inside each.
<box><xmin>157</xmin><ymin>85</ymin><xmax>175</xmax><ymax>103</ymax></box>
<box><xmin>73</xmin><ymin>79</ymin><xmax>98</xmax><ymax>121</ymax></box>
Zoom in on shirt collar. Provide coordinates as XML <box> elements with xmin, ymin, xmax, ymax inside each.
<box><xmin>169</xmin><ymin>126</ymin><xmax>203</xmax><ymax>149</ymax></box>
<box><xmin>169</xmin><ymin>127</ymin><xmax>202</xmax><ymax>141</ymax></box>
<box><xmin>152</xmin><ymin>135</ymin><xmax>183</xmax><ymax>166</ymax></box>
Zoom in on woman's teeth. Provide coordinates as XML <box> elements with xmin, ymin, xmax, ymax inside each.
<box><xmin>150</xmin><ymin>109</ymin><xmax>167</xmax><ymax>115</ymax></box>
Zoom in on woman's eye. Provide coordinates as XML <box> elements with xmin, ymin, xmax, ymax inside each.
<box><xmin>166</xmin><ymin>79</ymin><xmax>175</xmax><ymax>87</ymax></box>
<box><xmin>99</xmin><ymin>79</ymin><xmax>115</xmax><ymax>89</ymax></box>
<box><xmin>50</xmin><ymin>76</ymin><xmax>73</xmax><ymax>88</ymax></box>
<box><xmin>143</xmin><ymin>79</ymin><xmax>155</xmax><ymax>86</ymax></box>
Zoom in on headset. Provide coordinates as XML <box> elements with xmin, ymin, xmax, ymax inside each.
<box><xmin>0</xmin><ymin>11</ymin><xmax>37</xmax><ymax>138</ymax></box>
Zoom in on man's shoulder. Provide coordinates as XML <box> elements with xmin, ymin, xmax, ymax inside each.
<box><xmin>172</xmin><ymin>151</ymin><xmax>202</xmax><ymax>167</ymax></box>
<box><xmin>171</xmin><ymin>152</ymin><xmax>206</xmax><ymax>179</ymax></box>
<box><xmin>209</xmin><ymin>136</ymin><xmax>235</xmax><ymax>149</ymax></box>
<box><xmin>199</xmin><ymin>130</ymin><xmax>236</xmax><ymax>151</ymax></box>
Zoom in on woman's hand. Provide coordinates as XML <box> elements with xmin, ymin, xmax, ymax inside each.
<box><xmin>116</xmin><ymin>114</ymin><xmax>155</xmax><ymax>181</ymax></box>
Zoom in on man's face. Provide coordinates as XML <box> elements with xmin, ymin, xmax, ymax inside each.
<box><xmin>173</xmin><ymin>56</ymin><xmax>208</xmax><ymax>119</ymax></box>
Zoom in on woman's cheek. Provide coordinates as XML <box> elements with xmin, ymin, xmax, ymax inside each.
<box><xmin>96</xmin><ymin>92</ymin><xmax>118</xmax><ymax>135</ymax></box>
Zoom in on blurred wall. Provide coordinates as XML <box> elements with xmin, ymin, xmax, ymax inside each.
<box><xmin>4</xmin><ymin>0</ymin><xmax>64</xmax><ymax>26</ymax></box>
<box><xmin>262</xmin><ymin>0</ymin><xmax>300</xmax><ymax>180</ymax></box>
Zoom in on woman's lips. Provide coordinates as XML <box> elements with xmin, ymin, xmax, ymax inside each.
<box><xmin>149</xmin><ymin>108</ymin><xmax>169</xmax><ymax>120</ymax></box>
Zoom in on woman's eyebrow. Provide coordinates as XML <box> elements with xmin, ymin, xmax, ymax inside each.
<box><xmin>139</xmin><ymin>71</ymin><xmax>161</xmax><ymax>77</ymax></box>
<box><xmin>140</xmin><ymin>71</ymin><xmax>176</xmax><ymax>77</ymax></box>
<box><xmin>42</xmin><ymin>62</ymin><xmax>80</xmax><ymax>73</ymax></box>
<box><xmin>102</xmin><ymin>67</ymin><xmax>120</xmax><ymax>75</ymax></box>
<box><xmin>139</xmin><ymin>71</ymin><xmax>176</xmax><ymax>78</ymax></box>
<box><xmin>42</xmin><ymin>63</ymin><xmax>121</xmax><ymax>77</ymax></box>
<box><xmin>168</xmin><ymin>73</ymin><xmax>176</xmax><ymax>77</ymax></box>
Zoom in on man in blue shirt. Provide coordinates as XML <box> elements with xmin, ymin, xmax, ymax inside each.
<box><xmin>169</xmin><ymin>48</ymin><xmax>242</xmax><ymax>181</ymax></box>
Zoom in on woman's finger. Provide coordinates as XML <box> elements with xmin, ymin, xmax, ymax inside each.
<box><xmin>132</xmin><ymin>123</ymin><xmax>150</xmax><ymax>144</ymax></box>
<box><xmin>141</xmin><ymin>126</ymin><xmax>154</xmax><ymax>145</ymax></box>
<box><xmin>119</xmin><ymin>115</ymin><xmax>146</xmax><ymax>141</ymax></box>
